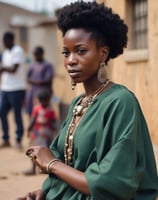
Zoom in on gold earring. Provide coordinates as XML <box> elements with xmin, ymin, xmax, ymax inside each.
<box><xmin>71</xmin><ymin>81</ymin><xmax>76</xmax><ymax>90</ymax></box>
<box><xmin>97</xmin><ymin>62</ymin><xmax>108</xmax><ymax>83</ymax></box>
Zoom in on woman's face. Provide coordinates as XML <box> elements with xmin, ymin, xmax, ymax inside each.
<box><xmin>62</xmin><ymin>28</ymin><xmax>108</xmax><ymax>84</ymax></box>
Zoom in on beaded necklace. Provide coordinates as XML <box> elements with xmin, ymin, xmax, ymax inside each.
<box><xmin>64</xmin><ymin>79</ymin><xmax>110</xmax><ymax>165</ymax></box>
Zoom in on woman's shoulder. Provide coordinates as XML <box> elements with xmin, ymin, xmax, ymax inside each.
<box><xmin>100</xmin><ymin>83</ymin><xmax>139</xmax><ymax>107</ymax></box>
<box><xmin>106</xmin><ymin>83</ymin><xmax>136</xmax><ymax>97</ymax></box>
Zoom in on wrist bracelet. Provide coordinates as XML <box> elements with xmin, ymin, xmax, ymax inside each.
<box><xmin>46</xmin><ymin>159</ymin><xmax>59</xmax><ymax>173</ymax></box>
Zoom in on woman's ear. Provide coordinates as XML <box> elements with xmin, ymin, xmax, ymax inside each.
<box><xmin>100</xmin><ymin>46</ymin><xmax>109</xmax><ymax>62</ymax></box>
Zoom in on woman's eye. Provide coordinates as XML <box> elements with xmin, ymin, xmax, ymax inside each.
<box><xmin>78</xmin><ymin>49</ymin><xmax>87</xmax><ymax>55</ymax></box>
<box><xmin>61</xmin><ymin>51</ymin><xmax>70</xmax><ymax>57</ymax></box>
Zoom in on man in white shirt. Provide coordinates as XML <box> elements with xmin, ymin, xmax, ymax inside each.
<box><xmin>0</xmin><ymin>31</ymin><xmax>26</xmax><ymax>149</ymax></box>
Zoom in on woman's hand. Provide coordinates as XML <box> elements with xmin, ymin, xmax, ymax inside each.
<box><xmin>25</xmin><ymin>146</ymin><xmax>91</xmax><ymax>195</ymax></box>
<box><xmin>16</xmin><ymin>189</ymin><xmax>44</xmax><ymax>200</ymax></box>
<box><xmin>26</xmin><ymin>146</ymin><xmax>55</xmax><ymax>172</ymax></box>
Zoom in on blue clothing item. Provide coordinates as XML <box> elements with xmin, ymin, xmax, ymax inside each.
<box><xmin>25</xmin><ymin>61</ymin><xmax>54</xmax><ymax>115</ymax></box>
<box><xmin>0</xmin><ymin>90</ymin><xmax>25</xmax><ymax>143</ymax></box>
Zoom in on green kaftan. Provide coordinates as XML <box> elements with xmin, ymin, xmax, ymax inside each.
<box><xmin>42</xmin><ymin>84</ymin><xmax>158</xmax><ymax>200</ymax></box>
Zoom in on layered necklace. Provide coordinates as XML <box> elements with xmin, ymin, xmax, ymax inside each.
<box><xmin>64</xmin><ymin>79</ymin><xmax>110</xmax><ymax>165</ymax></box>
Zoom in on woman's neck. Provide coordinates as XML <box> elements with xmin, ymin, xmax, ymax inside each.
<box><xmin>83</xmin><ymin>80</ymin><xmax>105</xmax><ymax>97</ymax></box>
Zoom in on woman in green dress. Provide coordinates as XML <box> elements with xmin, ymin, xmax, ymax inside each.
<box><xmin>17</xmin><ymin>1</ymin><xmax>158</xmax><ymax>200</ymax></box>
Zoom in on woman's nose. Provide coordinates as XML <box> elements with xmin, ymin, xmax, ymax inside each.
<box><xmin>67</xmin><ymin>53</ymin><xmax>77</xmax><ymax>65</ymax></box>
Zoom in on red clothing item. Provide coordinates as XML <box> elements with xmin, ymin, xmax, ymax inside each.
<box><xmin>32</xmin><ymin>104</ymin><xmax>56</xmax><ymax>130</ymax></box>
<box><xmin>30</xmin><ymin>104</ymin><xmax>57</xmax><ymax>142</ymax></box>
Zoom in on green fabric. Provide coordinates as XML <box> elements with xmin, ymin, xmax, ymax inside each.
<box><xmin>42</xmin><ymin>84</ymin><xmax>158</xmax><ymax>200</ymax></box>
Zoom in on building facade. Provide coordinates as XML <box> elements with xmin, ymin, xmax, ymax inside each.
<box><xmin>94</xmin><ymin>0</ymin><xmax>158</xmax><ymax>144</ymax></box>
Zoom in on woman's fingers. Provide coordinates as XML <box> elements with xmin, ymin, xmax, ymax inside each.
<box><xmin>16</xmin><ymin>190</ymin><xmax>44</xmax><ymax>200</ymax></box>
<box><xmin>26</xmin><ymin>146</ymin><xmax>41</xmax><ymax>160</ymax></box>
<box><xmin>25</xmin><ymin>146</ymin><xmax>55</xmax><ymax>172</ymax></box>
<box><xmin>26</xmin><ymin>192</ymin><xmax>35</xmax><ymax>200</ymax></box>
<box><xmin>26</xmin><ymin>147</ymin><xmax>34</xmax><ymax>156</ymax></box>
<box><xmin>16</xmin><ymin>197</ymin><xmax>27</xmax><ymax>200</ymax></box>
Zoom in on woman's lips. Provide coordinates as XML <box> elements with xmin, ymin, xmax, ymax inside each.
<box><xmin>68</xmin><ymin>70</ymin><xmax>81</xmax><ymax>78</ymax></box>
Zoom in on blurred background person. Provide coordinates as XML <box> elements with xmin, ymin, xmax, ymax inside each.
<box><xmin>25</xmin><ymin>46</ymin><xmax>55</xmax><ymax>117</ymax></box>
<box><xmin>24</xmin><ymin>89</ymin><xmax>58</xmax><ymax>175</ymax></box>
<box><xmin>0</xmin><ymin>31</ymin><xmax>26</xmax><ymax>150</ymax></box>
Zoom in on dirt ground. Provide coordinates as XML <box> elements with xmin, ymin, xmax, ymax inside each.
<box><xmin>0</xmin><ymin>112</ymin><xmax>46</xmax><ymax>200</ymax></box>
<box><xmin>0</xmin><ymin>147</ymin><xmax>46</xmax><ymax>200</ymax></box>
<box><xmin>0</xmin><ymin>112</ymin><xmax>158</xmax><ymax>200</ymax></box>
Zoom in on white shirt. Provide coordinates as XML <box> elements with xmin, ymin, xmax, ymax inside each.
<box><xmin>1</xmin><ymin>45</ymin><xmax>26</xmax><ymax>91</ymax></box>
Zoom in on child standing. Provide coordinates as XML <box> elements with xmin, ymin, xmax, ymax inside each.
<box><xmin>24</xmin><ymin>89</ymin><xmax>57</xmax><ymax>175</ymax></box>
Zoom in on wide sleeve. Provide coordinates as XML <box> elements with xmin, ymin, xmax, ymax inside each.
<box><xmin>42</xmin><ymin>175</ymin><xmax>52</xmax><ymax>195</ymax></box>
<box><xmin>85</xmin><ymin>92</ymin><xmax>156</xmax><ymax>200</ymax></box>
<box><xmin>41</xmin><ymin>127</ymin><xmax>63</xmax><ymax>194</ymax></box>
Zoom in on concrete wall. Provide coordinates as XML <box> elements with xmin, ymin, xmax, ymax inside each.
<box><xmin>97</xmin><ymin>0</ymin><xmax>158</xmax><ymax>144</ymax></box>
<box><xmin>27</xmin><ymin>25</ymin><xmax>59</xmax><ymax>67</ymax></box>
<box><xmin>0</xmin><ymin>3</ymin><xmax>48</xmax><ymax>49</ymax></box>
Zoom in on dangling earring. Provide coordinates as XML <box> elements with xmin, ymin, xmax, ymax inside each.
<box><xmin>71</xmin><ymin>81</ymin><xmax>76</xmax><ymax>90</ymax></box>
<box><xmin>97</xmin><ymin>62</ymin><xmax>108</xmax><ymax>83</ymax></box>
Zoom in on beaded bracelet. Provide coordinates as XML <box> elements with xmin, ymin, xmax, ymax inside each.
<box><xmin>46</xmin><ymin>159</ymin><xmax>60</xmax><ymax>173</ymax></box>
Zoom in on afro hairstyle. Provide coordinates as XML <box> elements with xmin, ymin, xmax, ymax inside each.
<box><xmin>57</xmin><ymin>1</ymin><xmax>128</xmax><ymax>62</ymax></box>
